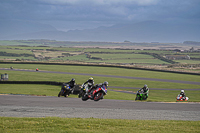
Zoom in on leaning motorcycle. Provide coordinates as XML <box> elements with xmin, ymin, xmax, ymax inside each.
<box><xmin>135</xmin><ymin>90</ymin><xmax>148</xmax><ymax>100</ymax></box>
<box><xmin>78</xmin><ymin>84</ymin><xmax>107</xmax><ymax>101</ymax></box>
<box><xmin>58</xmin><ymin>83</ymin><xmax>72</xmax><ymax>97</ymax></box>
<box><xmin>78</xmin><ymin>84</ymin><xmax>89</xmax><ymax>101</ymax></box>
<box><xmin>176</xmin><ymin>94</ymin><xmax>189</xmax><ymax>101</ymax></box>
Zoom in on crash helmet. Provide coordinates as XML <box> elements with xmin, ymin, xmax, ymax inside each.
<box><xmin>88</xmin><ymin>77</ymin><xmax>94</xmax><ymax>83</ymax></box>
<box><xmin>144</xmin><ymin>84</ymin><xmax>147</xmax><ymax>88</ymax></box>
<box><xmin>103</xmin><ymin>81</ymin><xmax>108</xmax><ymax>86</ymax></box>
<box><xmin>181</xmin><ymin>90</ymin><xmax>184</xmax><ymax>93</ymax></box>
<box><xmin>71</xmin><ymin>78</ymin><xmax>75</xmax><ymax>82</ymax></box>
<box><xmin>89</xmin><ymin>77</ymin><xmax>93</xmax><ymax>81</ymax></box>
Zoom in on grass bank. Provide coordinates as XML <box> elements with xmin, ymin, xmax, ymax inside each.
<box><xmin>0</xmin><ymin>117</ymin><xmax>199</xmax><ymax>133</ymax></box>
<box><xmin>1</xmin><ymin>63</ymin><xmax>200</xmax><ymax>82</ymax></box>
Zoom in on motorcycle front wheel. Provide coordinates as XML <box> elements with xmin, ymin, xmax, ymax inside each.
<box><xmin>58</xmin><ymin>91</ymin><xmax>62</xmax><ymax>97</ymax></box>
<box><xmin>82</xmin><ymin>94</ymin><xmax>89</xmax><ymax>101</ymax></box>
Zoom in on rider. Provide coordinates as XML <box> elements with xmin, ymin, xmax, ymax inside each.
<box><xmin>102</xmin><ymin>81</ymin><xmax>108</xmax><ymax>89</ymax></box>
<box><xmin>82</xmin><ymin>77</ymin><xmax>95</xmax><ymax>94</ymax></box>
<box><xmin>93</xmin><ymin>81</ymin><xmax>109</xmax><ymax>90</ymax></box>
<box><xmin>102</xmin><ymin>81</ymin><xmax>108</xmax><ymax>90</ymax></box>
<box><xmin>137</xmin><ymin>84</ymin><xmax>149</xmax><ymax>97</ymax></box>
<box><xmin>180</xmin><ymin>90</ymin><xmax>186</xmax><ymax>100</ymax></box>
<box><xmin>65</xmin><ymin>78</ymin><xmax>76</xmax><ymax>93</ymax></box>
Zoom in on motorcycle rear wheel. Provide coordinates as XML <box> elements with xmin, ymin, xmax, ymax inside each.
<box><xmin>94</xmin><ymin>92</ymin><xmax>103</xmax><ymax>101</ymax></box>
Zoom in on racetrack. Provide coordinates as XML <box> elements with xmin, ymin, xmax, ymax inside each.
<box><xmin>0</xmin><ymin>95</ymin><xmax>200</xmax><ymax>121</ymax></box>
<box><xmin>0</xmin><ymin>68</ymin><xmax>200</xmax><ymax>121</ymax></box>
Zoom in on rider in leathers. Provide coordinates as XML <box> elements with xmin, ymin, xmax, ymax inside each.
<box><xmin>137</xmin><ymin>84</ymin><xmax>149</xmax><ymax>98</ymax></box>
<box><xmin>65</xmin><ymin>78</ymin><xmax>76</xmax><ymax>93</ymax></box>
<box><xmin>82</xmin><ymin>77</ymin><xmax>95</xmax><ymax>94</ymax></box>
<box><xmin>180</xmin><ymin>90</ymin><xmax>186</xmax><ymax>100</ymax></box>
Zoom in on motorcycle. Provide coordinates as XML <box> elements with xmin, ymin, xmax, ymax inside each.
<box><xmin>135</xmin><ymin>90</ymin><xmax>148</xmax><ymax>100</ymax></box>
<box><xmin>78</xmin><ymin>84</ymin><xmax>107</xmax><ymax>101</ymax></box>
<box><xmin>78</xmin><ymin>84</ymin><xmax>89</xmax><ymax>101</ymax></box>
<box><xmin>58</xmin><ymin>83</ymin><xmax>73</xmax><ymax>97</ymax></box>
<box><xmin>176</xmin><ymin>94</ymin><xmax>189</xmax><ymax>101</ymax></box>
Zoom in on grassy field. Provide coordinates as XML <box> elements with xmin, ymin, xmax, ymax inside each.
<box><xmin>0</xmin><ymin>48</ymin><xmax>33</xmax><ymax>55</ymax></box>
<box><xmin>1</xmin><ymin>63</ymin><xmax>200</xmax><ymax>82</ymax></box>
<box><xmin>175</xmin><ymin>60</ymin><xmax>200</xmax><ymax>64</ymax></box>
<box><xmin>90</xmin><ymin>53</ymin><xmax>154</xmax><ymax>59</ymax></box>
<box><xmin>1</xmin><ymin>44</ymin><xmax>200</xmax><ymax>66</ymax></box>
<box><xmin>86</xmin><ymin>58</ymin><xmax>170</xmax><ymax>64</ymax></box>
<box><xmin>0</xmin><ymin>117</ymin><xmax>199</xmax><ymax>133</ymax></box>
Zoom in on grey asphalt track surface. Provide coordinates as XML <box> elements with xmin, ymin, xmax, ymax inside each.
<box><xmin>0</xmin><ymin>95</ymin><xmax>200</xmax><ymax>120</ymax></box>
<box><xmin>0</xmin><ymin>68</ymin><xmax>200</xmax><ymax>120</ymax></box>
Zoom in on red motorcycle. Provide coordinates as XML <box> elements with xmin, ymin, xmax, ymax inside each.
<box><xmin>79</xmin><ymin>84</ymin><xmax>107</xmax><ymax>101</ymax></box>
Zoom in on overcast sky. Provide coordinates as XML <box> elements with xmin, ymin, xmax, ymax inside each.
<box><xmin>1</xmin><ymin>0</ymin><xmax>200</xmax><ymax>31</ymax></box>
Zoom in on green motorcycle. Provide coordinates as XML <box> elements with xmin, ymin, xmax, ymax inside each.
<box><xmin>135</xmin><ymin>90</ymin><xmax>148</xmax><ymax>100</ymax></box>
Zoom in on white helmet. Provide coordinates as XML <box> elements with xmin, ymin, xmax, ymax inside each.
<box><xmin>181</xmin><ymin>90</ymin><xmax>184</xmax><ymax>93</ymax></box>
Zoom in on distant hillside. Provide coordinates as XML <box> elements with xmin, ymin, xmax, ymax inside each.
<box><xmin>0</xmin><ymin>20</ymin><xmax>200</xmax><ymax>43</ymax></box>
<box><xmin>0</xmin><ymin>20</ymin><xmax>57</xmax><ymax>38</ymax></box>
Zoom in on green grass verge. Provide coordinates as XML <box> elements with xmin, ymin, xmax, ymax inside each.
<box><xmin>1</xmin><ymin>63</ymin><xmax>200</xmax><ymax>82</ymax></box>
<box><xmin>0</xmin><ymin>117</ymin><xmax>199</xmax><ymax>133</ymax></box>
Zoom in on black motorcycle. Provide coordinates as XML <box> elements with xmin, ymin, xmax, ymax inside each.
<box><xmin>58</xmin><ymin>83</ymin><xmax>73</xmax><ymax>97</ymax></box>
<box><xmin>78</xmin><ymin>85</ymin><xmax>89</xmax><ymax>101</ymax></box>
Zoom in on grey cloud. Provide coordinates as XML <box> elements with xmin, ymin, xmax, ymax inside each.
<box><xmin>39</xmin><ymin>0</ymin><xmax>159</xmax><ymax>6</ymax></box>
<box><xmin>0</xmin><ymin>0</ymin><xmax>200</xmax><ymax>30</ymax></box>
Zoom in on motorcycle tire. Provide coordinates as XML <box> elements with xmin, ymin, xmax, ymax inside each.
<box><xmin>82</xmin><ymin>94</ymin><xmax>89</xmax><ymax>101</ymax></box>
<box><xmin>135</xmin><ymin>95</ymin><xmax>140</xmax><ymax>100</ymax></box>
<box><xmin>94</xmin><ymin>92</ymin><xmax>103</xmax><ymax>101</ymax></box>
<box><xmin>78</xmin><ymin>90</ymin><xmax>84</xmax><ymax>98</ymax></box>
<box><xmin>58</xmin><ymin>91</ymin><xmax>61</xmax><ymax>97</ymax></box>
<box><xmin>135</xmin><ymin>97</ymin><xmax>138</xmax><ymax>101</ymax></box>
